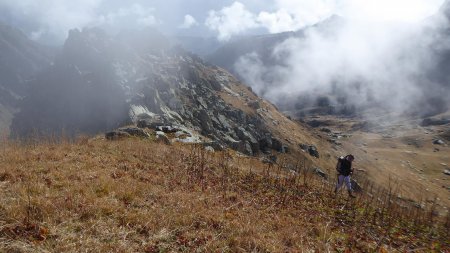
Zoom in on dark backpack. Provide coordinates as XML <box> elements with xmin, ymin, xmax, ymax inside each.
<box><xmin>336</xmin><ymin>156</ymin><xmax>345</xmax><ymax>173</ymax></box>
<box><xmin>336</xmin><ymin>156</ymin><xmax>352</xmax><ymax>176</ymax></box>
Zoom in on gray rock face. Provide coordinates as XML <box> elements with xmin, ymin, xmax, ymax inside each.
<box><xmin>259</xmin><ymin>135</ymin><xmax>273</xmax><ymax>153</ymax></box>
<box><xmin>271</xmin><ymin>138</ymin><xmax>284</xmax><ymax>153</ymax></box>
<box><xmin>137</xmin><ymin>114</ymin><xmax>165</xmax><ymax>129</ymax></box>
<box><xmin>9</xmin><ymin>27</ymin><xmax>286</xmax><ymax>156</ymax></box>
<box><xmin>300</xmin><ymin>143</ymin><xmax>320</xmax><ymax>158</ymax></box>
<box><xmin>235</xmin><ymin>127</ymin><xmax>259</xmax><ymax>154</ymax></box>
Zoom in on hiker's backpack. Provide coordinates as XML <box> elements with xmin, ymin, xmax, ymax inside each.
<box><xmin>336</xmin><ymin>156</ymin><xmax>345</xmax><ymax>173</ymax></box>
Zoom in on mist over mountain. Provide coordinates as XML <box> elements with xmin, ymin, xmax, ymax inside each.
<box><xmin>9</xmin><ymin>27</ymin><xmax>294</xmax><ymax>156</ymax></box>
<box><xmin>1</xmin><ymin>0</ymin><xmax>449</xmax><ymax>137</ymax></box>
<box><xmin>206</xmin><ymin>3</ymin><xmax>450</xmax><ymax>122</ymax></box>
<box><xmin>171</xmin><ymin>35</ymin><xmax>224</xmax><ymax>57</ymax></box>
<box><xmin>0</xmin><ymin>22</ymin><xmax>54</xmax><ymax>133</ymax></box>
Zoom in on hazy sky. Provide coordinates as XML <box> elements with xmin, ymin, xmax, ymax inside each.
<box><xmin>0</xmin><ymin>0</ymin><xmax>446</xmax><ymax>43</ymax></box>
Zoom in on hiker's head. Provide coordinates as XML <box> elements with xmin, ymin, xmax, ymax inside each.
<box><xmin>346</xmin><ymin>154</ymin><xmax>354</xmax><ymax>161</ymax></box>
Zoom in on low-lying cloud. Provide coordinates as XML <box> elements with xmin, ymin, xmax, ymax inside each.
<box><xmin>230</xmin><ymin>1</ymin><xmax>450</xmax><ymax>120</ymax></box>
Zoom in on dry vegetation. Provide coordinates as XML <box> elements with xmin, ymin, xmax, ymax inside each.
<box><xmin>0</xmin><ymin>136</ymin><xmax>448</xmax><ymax>252</ymax></box>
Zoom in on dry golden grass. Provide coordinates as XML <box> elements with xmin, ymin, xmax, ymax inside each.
<box><xmin>0</xmin><ymin>136</ymin><xmax>448</xmax><ymax>252</ymax></box>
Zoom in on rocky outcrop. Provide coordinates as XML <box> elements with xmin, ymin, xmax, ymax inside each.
<box><xmin>105</xmin><ymin>131</ymin><xmax>131</xmax><ymax>140</ymax></box>
<box><xmin>300</xmin><ymin>144</ymin><xmax>320</xmax><ymax>158</ymax></box>
<box><xmin>106</xmin><ymin>127</ymin><xmax>150</xmax><ymax>140</ymax></box>
<box><xmin>11</xmin><ymin>27</ymin><xmax>288</xmax><ymax>156</ymax></box>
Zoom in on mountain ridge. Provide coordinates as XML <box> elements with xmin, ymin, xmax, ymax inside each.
<box><xmin>10</xmin><ymin>27</ymin><xmax>315</xmax><ymax>158</ymax></box>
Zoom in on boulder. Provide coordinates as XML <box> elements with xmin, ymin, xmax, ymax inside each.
<box><xmin>313</xmin><ymin>168</ymin><xmax>328</xmax><ymax>179</ymax></box>
<box><xmin>202</xmin><ymin>141</ymin><xmax>224</xmax><ymax>151</ymax></box>
<box><xmin>308</xmin><ymin>145</ymin><xmax>320</xmax><ymax>158</ymax></box>
<box><xmin>105</xmin><ymin>131</ymin><xmax>131</xmax><ymax>140</ymax></box>
<box><xmin>433</xmin><ymin>139</ymin><xmax>445</xmax><ymax>145</ymax></box>
<box><xmin>137</xmin><ymin>119</ymin><xmax>164</xmax><ymax>129</ymax></box>
<box><xmin>444</xmin><ymin>170</ymin><xmax>450</xmax><ymax>176</ymax></box>
<box><xmin>196</xmin><ymin>109</ymin><xmax>213</xmax><ymax>135</ymax></box>
<box><xmin>156</xmin><ymin>131</ymin><xmax>171</xmax><ymax>145</ymax></box>
<box><xmin>259</xmin><ymin>135</ymin><xmax>273</xmax><ymax>153</ymax></box>
<box><xmin>271</xmin><ymin>138</ymin><xmax>284</xmax><ymax>153</ymax></box>
<box><xmin>320</xmin><ymin>128</ymin><xmax>332</xmax><ymax>133</ymax></box>
<box><xmin>156</xmin><ymin>126</ymin><xmax>179</xmax><ymax>133</ymax></box>
<box><xmin>299</xmin><ymin>143</ymin><xmax>309</xmax><ymax>151</ymax></box>
<box><xmin>242</xmin><ymin>141</ymin><xmax>253</xmax><ymax>156</ymax></box>
<box><xmin>247</xmin><ymin>100</ymin><xmax>260</xmax><ymax>110</ymax></box>
<box><xmin>235</xmin><ymin>127</ymin><xmax>259</xmax><ymax>154</ymax></box>
<box><xmin>119</xmin><ymin>127</ymin><xmax>150</xmax><ymax>138</ymax></box>
<box><xmin>136</xmin><ymin>114</ymin><xmax>164</xmax><ymax>129</ymax></box>
<box><xmin>261</xmin><ymin>155</ymin><xmax>277</xmax><ymax>164</ymax></box>
<box><xmin>204</xmin><ymin>146</ymin><xmax>215</xmax><ymax>152</ymax></box>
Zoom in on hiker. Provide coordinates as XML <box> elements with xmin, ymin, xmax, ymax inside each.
<box><xmin>334</xmin><ymin>154</ymin><xmax>356</xmax><ymax>198</ymax></box>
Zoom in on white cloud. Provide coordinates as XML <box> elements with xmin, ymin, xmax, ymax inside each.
<box><xmin>98</xmin><ymin>4</ymin><xmax>159</xmax><ymax>27</ymax></box>
<box><xmin>206</xmin><ymin>0</ymin><xmax>445</xmax><ymax>40</ymax></box>
<box><xmin>205</xmin><ymin>2</ymin><xmax>258</xmax><ymax>41</ymax></box>
<box><xmin>338</xmin><ymin>0</ymin><xmax>445</xmax><ymax>23</ymax></box>
<box><xmin>0</xmin><ymin>1</ymin><xmax>163</xmax><ymax>41</ymax></box>
<box><xmin>205</xmin><ymin>0</ymin><xmax>336</xmax><ymax>39</ymax></box>
<box><xmin>1</xmin><ymin>0</ymin><xmax>104</xmax><ymax>40</ymax></box>
<box><xmin>257</xmin><ymin>9</ymin><xmax>296</xmax><ymax>33</ymax></box>
<box><xmin>179</xmin><ymin>15</ymin><xmax>198</xmax><ymax>29</ymax></box>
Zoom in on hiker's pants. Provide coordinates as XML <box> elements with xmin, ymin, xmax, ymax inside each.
<box><xmin>336</xmin><ymin>175</ymin><xmax>352</xmax><ymax>191</ymax></box>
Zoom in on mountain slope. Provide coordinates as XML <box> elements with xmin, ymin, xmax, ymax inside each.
<box><xmin>0</xmin><ymin>23</ymin><xmax>54</xmax><ymax>133</ymax></box>
<box><xmin>11</xmin><ymin>27</ymin><xmax>318</xmax><ymax>158</ymax></box>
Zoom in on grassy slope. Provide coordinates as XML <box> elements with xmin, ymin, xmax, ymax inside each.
<box><xmin>0</xmin><ymin>137</ymin><xmax>448</xmax><ymax>252</ymax></box>
<box><xmin>298</xmin><ymin>114</ymin><xmax>450</xmax><ymax>213</ymax></box>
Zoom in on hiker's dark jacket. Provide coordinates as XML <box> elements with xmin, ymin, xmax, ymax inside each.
<box><xmin>338</xmin><ymin>159</ymin><xmax>352</xmax><ymax>176</ymax></box>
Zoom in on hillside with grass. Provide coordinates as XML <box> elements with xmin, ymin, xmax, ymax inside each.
<box><xmin>0</xmin><ymin>135</ymin><xmax>448</xmax><ymax>252</ymax></box>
